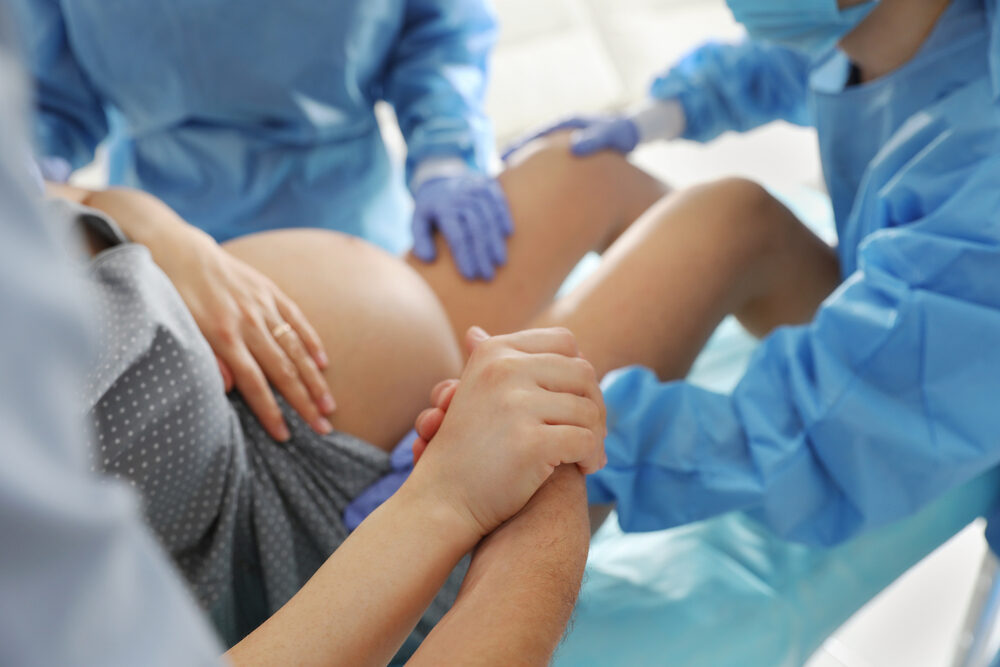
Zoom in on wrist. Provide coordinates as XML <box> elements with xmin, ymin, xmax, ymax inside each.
<box><xmin>627</xmin><ymin>99</ymin><xmax>686</xmax><ymax>144</ymax></box>
<box><xmin>83</xmin><ymin>187</ymin><xmax>213</xmax><ymax>251</ymax></box>
<box><xmin>395</xmin><ymin>468</ymin><xmax>485</xmax><ymax>554</ymax></box>
<box><xmin>411</xmin><ymin>157</ymin><xmax>471</xmax><ymax>192</ymax></box>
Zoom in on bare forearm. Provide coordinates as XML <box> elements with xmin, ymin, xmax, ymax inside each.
<box><xmin>226</xmin><ymin>481</ymin><xmax>478</xmax><ymax>667</ymax></box>
<box><xmin>409</xmin><ymin>465</ymin><xmax>590</xmax><ymax>666</ymax></box>
<box><xmin>46</xmin><ymin>182</ymin><xmax>194</xmax><ymax>242</ymax></box>
<box><xmin>78</xmin><ymin>186</ymin><xmax>217</xmax><ymax>256</ymax></box>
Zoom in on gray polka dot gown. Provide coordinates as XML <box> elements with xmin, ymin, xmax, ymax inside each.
<box><xmin>77</xmin><ymin>209</ymin><xmax>462</xmax><ymax>653</ymax></box>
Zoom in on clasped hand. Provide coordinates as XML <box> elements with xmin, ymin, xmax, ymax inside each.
<box><xmin>404</xmin><ymin>326</ymin><xmax>607</xmax><ymax>540</ymax></box>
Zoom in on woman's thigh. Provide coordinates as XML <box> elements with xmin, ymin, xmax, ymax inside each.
<box><xmin>407</xmin><ymin>135</ymin><xmax>669</xmax><ymax>342</ymax></box>
<box><xmin>224</xmin><ymin>229</ymin><xmax>463</xmax><ymax>452</ymax></box>
<box><xmin>533</xmin><ymin>178</ymin><xmax>841</xmax><ymax>380</ymax></box>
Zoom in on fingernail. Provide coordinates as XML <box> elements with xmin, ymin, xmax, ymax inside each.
<box><xmin>315</xmin><ymin>417</ymin><xmax>333</xmax><ymax>435</ymax></box>
<box><xmin>276</xmin><ymin>423</ymin><xmax>291</xmax><ymax>442</ymax></box>
<box><xmin>316</xmin><ymin>351</ymin><xmax>329</xmax><ymax>368</ymax></box>
<box><xmin>320</xmin><ymin>394</ymin><xmax>336</xmax><ymax>413</ymax></box>
<box><xmin>469</xmin><ymin>325</ymin><xmax>489</xmax><ymax>341</ymax></box>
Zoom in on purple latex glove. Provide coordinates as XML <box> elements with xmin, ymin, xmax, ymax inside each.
<box><xmin>412</xmin><ymin>173</ymin><xmax>514</xmax><ymax>281</ymax></box>
<box><xmin>571</xmin><ymin>117</ymin><xmax>641</xmax><ymax>156</ymax></box>
<box><xmin>343</xmin><ymin>430</ymin><xmax>418</xmax><ymax>531</ymax></box>
<box><xmin>501</xmin><ymin>116</ymin><xmax>640</xmax><ymax>161</ymax></box>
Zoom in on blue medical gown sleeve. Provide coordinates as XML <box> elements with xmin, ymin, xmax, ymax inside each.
<box><xmin>649</xmin><ymin>39</ymin><xmax>813</xmax><ymax>144</ymax></box>
<box><xmin>11</xmin><ymin>0</ymin><xmax>108</xmax><ymax>170</ymax></box>
<box><xmin>383</xmin><ymin>0</ymin><xmax>497</xmax><ymax>184</ymax></box>
<box><xmin>590</xmin><ymin>153</ymin><xmax>1000</xmax><ymax>547</ymax></box>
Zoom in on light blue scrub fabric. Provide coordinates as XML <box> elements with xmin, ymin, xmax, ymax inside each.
<box><xmin>589</xmin><ymin>0</ymin><xmax>1000</xmax><ymax>549</ymax></box>
<box><xmin>561</xmin><ymin>472</ymin><xmax>1000</xmax><ymax>666</ymax></box>
<box><xmin>725</xmin><ymin>0</ymin><xmax>875</xmax><ymax>56</ymax></box>
<box><xmin>649</xmin><ymin>39</ymin><xmax>814</xmax><ymax>143</ymax></box>
<box><xmin>10</xmin><ymin>0</ymin><xmax>497</xmax><ymax>251</ymax></box>
<box><xmin>559</xmin><ymin>182</ymin><xmax>1000</xmax><ymax>665</ymax></box>
<box><xmin>0</xmin><ymin>28</ymin><xmax>222</xmax><ymax>666</ymax></box>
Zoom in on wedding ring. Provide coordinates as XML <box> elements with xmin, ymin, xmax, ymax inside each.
<box><xmin>271</xmin><ymin>322</ymin><xmax>293</xmax><ymax>339</ymax></box>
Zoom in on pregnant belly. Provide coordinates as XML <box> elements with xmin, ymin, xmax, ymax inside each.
<box><xmin>223</xmin><ymin>228</ymin><xmax>463</xmax><ymax>452</ymax></box>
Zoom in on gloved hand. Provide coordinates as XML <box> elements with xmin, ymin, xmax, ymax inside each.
<box><xmin>342</xmin><ymin>429</ymin><xmax>419</xmax><ymax>531</ymax></box>
<box><xmin>501</xmin><ymin>116</ymin><xmax>640</xmax><ymax>161</ymax></box>
<box><xmin>412</xmin><ymin>173</ymin><xmax>514</xmax><ymax>281</ymax></box>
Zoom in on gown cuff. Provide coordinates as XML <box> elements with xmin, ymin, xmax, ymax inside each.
<box><xmin>410</xmin><ymin>156</ymin><xmax>472</xmax><ymax>192</ymax></box>
<box><xmin>627</xmin><ymin>99</ymin><xmax>687</xmax><ymax>144</ymax></box>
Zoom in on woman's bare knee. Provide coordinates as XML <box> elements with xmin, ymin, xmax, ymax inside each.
<box><xmin>531</xmin><ymin>175</ymin><xmax>838</xmax><ymax>379</ymax></box>
<box><xmin>687</xmin><ymin>178</ymin><xmax>840</xmax><ymax>335</ymax></box>
<box><xmin>501</xmin><ymin>132</ymin><xmax>670</xmax><ymax>248</ymax></box>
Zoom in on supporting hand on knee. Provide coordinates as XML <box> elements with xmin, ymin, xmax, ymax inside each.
<box><xmin>501</xmin><ymin>116</ymin><xmax>640</xmax><ymax>161</ymax></box>
<box><xmin>406</xmin><ymin>326</ymin><xmax>607</xmax><ymax>539</ymax></box>
<box><xmin>411</xmin><ymin>173</ymin><xmax>514</xmax><ymax>281</ymax></box>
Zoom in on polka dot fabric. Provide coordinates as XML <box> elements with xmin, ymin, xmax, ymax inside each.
<box><xmin>78</xmin><ymin>211</ymin><xmax>465</xmax><ymax>653</ymax></box>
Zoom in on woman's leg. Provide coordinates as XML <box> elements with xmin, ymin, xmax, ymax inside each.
<box><xmin>407</xmin><ymin>135</ymin><xmax>670</xmax><ymax>340</ymax></box>
<box><xmin>410</xmin><ymin>137</ymin><xmax>839</xmax><ymax>380</ymax></box>
<box><xmin>532</xmin><ymin>176</ymin><xmax>842</xmax><ymax>379</ymax></box>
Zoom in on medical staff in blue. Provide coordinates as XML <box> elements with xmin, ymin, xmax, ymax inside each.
<box><xmin>541</xmin><ymin>0</ymin><xmax>1000</xmax><ymax>551</ymax></box>
<box><xmin>13</xmin><ymin>0</ymin><xmax>512</xmax><ymax>280</ymax></box>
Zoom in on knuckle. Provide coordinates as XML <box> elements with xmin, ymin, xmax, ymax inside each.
<box><xmin>551</xmin><ymin>327</ymin><xmax>577</xmax><ymax>350</ymax></box>
<box><xmin>248</xmin><ymin>375</ymin><xmax>271</xmax><ymax>396</ymax></box>
<box><xmin>573</xmin><ymin>356</ymin><xmax>597</xmax><ymax>380</ymax></box>
<box><xmin>575</xmin><ymin>430</ymin><xmax>598</xmax><ymax>460</ymax></box>
<box><xmin>266</xmin><ymin>408</ymin><xmax>284</xmax><ymax>426</ymax></box>
<box><xmin>278</xmin><ymin>358</ymin><xmax>298</xmax><ymax>380</ymax></box>
<box><xmin>483</xmin><ymin>355</ymin><xmax>517</xmax><ymax>382</ymax></box>
<box><xmin>285</xmin><ymin>300</ymin><xmax>306</xmax><ymax>320</ymax></box>
<box><xmin>499</xmin><ymin>386</ymin><xmax>526</xmax><ymax>412</ymax></box>
<box><xmin>299</xmin><ymin>355</ymin><xmax>320</xmax><ymax>375</ymax></box>
<box><xmin>284</xmin><ymin>338</ymin><xmax>307</xmax><ymax>360</ymax></box>
<box><xmin>297</xmin><ymin>402</ymin><xmax>320</xmax><ymax>421</ymax></box>
<box><xmin>235</xmin><ymin>299</ymin><xmax>259</xmax><ymax>323</ymax></box>
<box><xmin>230</xmin><ymin>357</ymin><xmax>257</xmax><ymax>378</ymax></box>
<box><xmin>214</xmin><ymin>321</ymin><xmax>240</xmax><ymax>347</ymax></box>
<box><xmin>479</xmin><ymin>335</ymin><xmax>503</xmax><ymax>353</ymax></box>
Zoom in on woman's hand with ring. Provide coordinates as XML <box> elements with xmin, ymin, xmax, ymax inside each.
<box><xmin>58</xmin><ymin>186</ymin><xmax>336</xmax><ymax>442</ymax></box>
<box><xmin>155</xmin><ymin>226</ymin><xmax>336</xmax><ymax>441</ymax></box>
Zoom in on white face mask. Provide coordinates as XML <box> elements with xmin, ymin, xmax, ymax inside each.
<box><xmin>726</xmin><ymin>0</ymin><xmax>877</xmax><ymax>57</ymax></box>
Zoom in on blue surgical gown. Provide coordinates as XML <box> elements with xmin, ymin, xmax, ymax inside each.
<box><xmin>590</xmin><ymin>0</ymin><xmax>1000</xmax><ymax>548</ymax></box>
<box><xmin>11</xmin><ymin>0</ymin><xmax>497</xmax><ymax>252</ymax></box>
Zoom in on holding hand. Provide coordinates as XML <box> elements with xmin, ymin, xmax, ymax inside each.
<box><xmin>74</xmin><ymin>187</ymin><xmax>336</xmax><ymax>443</ymax></box>
<box><xmin>411</xmin><ymin>173</ymin><xmax>514</xmax><ymax>282</ymax></box>
<box><xmin>162</xmin><ymin>230</ymin><xmax>336</xmax><ymax>441</ymax></box>
<box><xmin>407</xmin><ymin>326</ymin><xmax>607</xmax><ymax>539</ymax></box>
